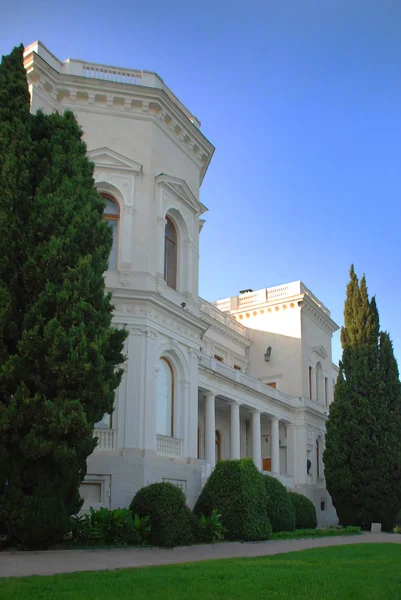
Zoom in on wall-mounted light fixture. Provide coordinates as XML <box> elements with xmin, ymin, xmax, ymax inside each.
<box><xmin>264</xmin><ymin>346</ymin><xmax>272</xmax><ymax>362</ymax></box>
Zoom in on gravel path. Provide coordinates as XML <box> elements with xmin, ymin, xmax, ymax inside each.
<box><xmin>1</xmin><ymin>532</ymin><xmax>400</xmax><ymax>578</ymax></box>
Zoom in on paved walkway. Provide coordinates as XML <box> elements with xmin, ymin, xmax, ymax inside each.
<box><xmin>1</xmin><ymin>532</ymin><xmax>400</xmax><ymax>578</ymax></box>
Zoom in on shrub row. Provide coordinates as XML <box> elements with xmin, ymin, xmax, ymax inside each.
<box><xmin>72</xmin><ymin>459</ymin><xmax>319</xmax><ymax>548</ymax></box>
<box><xmin>70</xmin><ymin>507</ymin><xmax>150</xmax><ymax>546</ymax></box>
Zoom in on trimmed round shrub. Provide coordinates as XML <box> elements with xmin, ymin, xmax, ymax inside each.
<box><xmin>194</xmin><ymin>458</ymin><xmax>272</xmax><ymax>541</ymax></box>
<box><xmin>289</xmin><ymin>492</ymin><xmax>317</xmax><ymax>529</ymax></box>
<box><xmin>129</xmin><ymin>482</ymin><xmax>195</xmax><ymax>548</ymax></box>
<box><xmin>263</xmin><ymin>475</ymin><xmax>296</xmax><ymax>532</ymax></box>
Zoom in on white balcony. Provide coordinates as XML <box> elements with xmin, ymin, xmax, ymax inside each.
<box><xmin>156</xmin><ymin>435</ymin><xmax>182</xmax><ymax>458</ymax></box>
<box><xmin>94</xmin><ymin>429</ymin><xmax>115</xmax><ymax>450</ymax></box>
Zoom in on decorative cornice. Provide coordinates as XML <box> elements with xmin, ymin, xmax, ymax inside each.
<box><xmin>110</xmin><ymin>288</ymin><xmax>209</xmax><ymax>338</ymax></box>
<box><xmin>301</xmin><ymin>296</ymin><xmax>339</xmax><ymax>335</ymax></box>
<box><xmin>24</xmin><ymin>49</ymin><xmax>214</xmax><ymax>184</ymax></box>
<box><xmin>200</xmin><ymin>312</ymin><xmax>251</xmax><ymax>348</ymax></box>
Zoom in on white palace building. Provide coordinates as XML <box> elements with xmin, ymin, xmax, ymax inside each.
<box><xmin>23</xmin><ymin>42</ymin><xmax>340</xmax><ymax>526</ymax></box>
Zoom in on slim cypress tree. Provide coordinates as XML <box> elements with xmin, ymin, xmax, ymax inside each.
<box><xmin>0</xmin><ymin>48</ymin><xmax>127</xmax><ymax>547</ymax></box>
<box><xmin>0</xmin><ymin>45</ymin><xmax>32</xmax><ymax>365</ymax></box>
<box><xmin>0</xmin><ymin>45</ymin><xmax>33</xmax><ymax>526</ymax></box>
<box><xmin>324</xmin><ymin>266</ymin><xmax>401</xmax><ymax>529</ymax></box>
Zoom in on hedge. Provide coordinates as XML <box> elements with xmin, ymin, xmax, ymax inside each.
<box><xmin>262</xmin><ymin>475</ymin><xmax>296</xmax><ymax>532</ymax></box>
<box><xmin>288</xmin><ymin>491</ymin><xmax>317</xmax><ymax>529</ymax></box>
<box><xmin>130</xmin><ymin>483</ymin><xmax>195</xmax><ymax>548</ymax></box>
<box><xmin>194</xmin><ymin>458</ymin><xmax>271</xmax><ymax>541</ymax></box>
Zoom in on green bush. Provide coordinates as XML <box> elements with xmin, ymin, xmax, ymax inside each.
<box><xmin>262</xmin><ymin>475</ymin><xmax>296</xmax><ymax>533</ymax></box>
<box><xmin>288</xmin><ymin>492</ymin><xmax>317</xmax><ymax>529</ymax></box>
<box><xmin>194</xmin><ymin>459</ymin><xmax>272</xmax><ymax>541</ymax></box>
<box><xmin>70</xmin><ymin>507</ymin><xmax>150</xmax><ymax>546</ymax></box>
<box><xmin>198</xmin><ymin>509</ymin><xmax>227</xmax><ymax>543</ymax></box>
<box><xmin>130</xmin><ymin>483</ymin><xmax>195</xmax><ymax>548</ymax></box>
<box><xmin>6</xmin><ymin>496</ymin><xmax>72</xmax><ymax>550</ymax></box>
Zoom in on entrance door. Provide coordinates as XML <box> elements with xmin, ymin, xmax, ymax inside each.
<box><xmin>263</xmin><ymin>458</ymin><xmax>271</xmax><ymax>472</ymax></box>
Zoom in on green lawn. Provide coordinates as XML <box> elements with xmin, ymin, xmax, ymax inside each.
<box><xmin>1</xmin><ymin>544</ymin><xmax>401</xmax><ymax>600</ymax></box>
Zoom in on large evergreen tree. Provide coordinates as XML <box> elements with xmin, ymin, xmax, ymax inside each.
<box><xmin>0</xmin><ymin>47</ymin><xmax>127</xmax><ymax>547</ymax></box>
<box><xmin>324</xmin><ymin>266</ymin><xmax>401</xmax><ymax>529</ymax></box>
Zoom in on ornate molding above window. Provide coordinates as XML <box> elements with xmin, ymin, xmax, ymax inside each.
<box><xmin>87</xmin><ymin>147</ymin><xmax>142</xmax><ymax>175</ymax></box>
<box><xmin>312</xmin><ymin>345</ymin><xmax>328</xmax><ymax>360</ymax></box>
<box><xmin>156</xmin><ymin>173</ymin><xmax>207</xmax><ymax>215</ymax></box>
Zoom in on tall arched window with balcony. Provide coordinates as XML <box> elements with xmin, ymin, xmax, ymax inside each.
<box><xmin>102</xmin><ymin>194</ymin><xmax>119</xmax><ymax>270</ymax></box>
<box><xmin>164</xmin><ymin>217</ymin><xmax>177</xmax><ymax>289</ymax></box>
<box><xmin>156</xmin><ymin>357</ymin><xmax>174</xmax><ymax>437</ymax></box>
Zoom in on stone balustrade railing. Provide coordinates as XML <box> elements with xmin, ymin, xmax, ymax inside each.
<box><xmin>23</xmin><ymin>42</ymin><xmax>201</xmax><ymax>128</ymax></box>
<box><xmin>156</xmin><ymin>434</ymin><xmax>182</xmax><ymax>458</ymax></box>
<box><xmin>212</xmin><ymin>281</ymin><xmax>330</xmax><ymax>315</ymax></box>
<box><xmin>81</xmin><ymin>63</ymin><xmax>143</xmax><ymax>85</ymax></box>
<box><xmin>94</xmin><ymin>428</ymin><xmax>115</xmax><ymax>450</ymax></box>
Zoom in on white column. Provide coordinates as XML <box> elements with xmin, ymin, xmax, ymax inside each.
<box><xmin>205</xmin><ymin>393</ymin><xmax>216</xmax><ymax>467</ymax></box>
<box><xmin>230</xmin><ymin>401</ymin><xmax>240</xmax><ymax>459</ymax></box>
<box><xmin>125</xmin><ymin>329</ymin><xmax>145</xmax><ymax>449</ymax></box>
<box><xmin>286</xmin><ymin>424</ymin><xmax>297</xmax><ymax>477</ymax></box>
<box><xmin>142</xmin><ymin>330</ymin><xmax>158</xmax><ymax>452</ymax></box>
<box><xmin>295</xmin><ymin>425</ymin><xmax>308</xmax><ymax>485</ymax></box>
<box><xmin>271</xmin><ymin>417</ymin><xmax>280</xmax><ymax>474</ymax></box>
<box><xmin>251</xmin><ymin>410</ymin><xmax>262</xmax><ymax>470</ymax></box>
<box><xmin>185</xmin><ymin>349</ymin><xmax>199</xmax><ymax>459</ymax></box>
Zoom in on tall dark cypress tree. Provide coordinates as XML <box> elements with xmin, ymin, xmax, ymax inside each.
<box><xmin>324</xmin><ymin>266</ymin><xmax>401</xmax><ymax>529</ymax></box>
<box><xmin>0</xmin><ymin>45</ymin><xmax>32</xmax><ymax>365</ymax></box>
<box><xmin>0</xmin><ymin>47</ymin><xmax>127</xmax><ymax>547</ymax></box>
<box><xmin>0</xmin><ymin>45</ymin><xmax>33</xmax><ymax>524</ymax></box>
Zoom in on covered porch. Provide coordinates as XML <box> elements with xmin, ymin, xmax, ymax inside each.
<box><xmin>197</xmin><ymin>389</ymin><xmax>295</xmax><ymax>488</ymax></box>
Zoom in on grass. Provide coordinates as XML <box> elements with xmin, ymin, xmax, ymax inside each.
<box><xmin>270</xmin><ymin>526</ymin><xmax>361</xmax><ymax>540</ymax></box>
<box><xmin>1</xmin><ymin>544</ymin><xmax>401</xmax><ymax>599</ymax></box>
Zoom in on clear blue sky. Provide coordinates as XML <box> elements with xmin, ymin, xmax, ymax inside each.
<box><xmin>2</xmin><ymin>0</ymin><xmax>401</xmax><ymax>366</ymax></box>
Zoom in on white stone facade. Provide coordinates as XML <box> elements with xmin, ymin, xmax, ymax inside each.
<box><xmin>23</xmin><ymin>42</ymin><xmax>340</xmax><ymax>527</ymax></box>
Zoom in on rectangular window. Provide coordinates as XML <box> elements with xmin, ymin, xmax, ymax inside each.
<box><xmin>214</xmin><ymin>354</ymin><xmax>223</xmax><ymax>362</ymax></box>
<box><xmin>267</xmin><ymin>382</ymin><xmax>276</xmax><ymax>389</ymax></box>
<box><xmin>324</xmin><ymin>377</ymin><xmax>328</xmax><ymax>406</ymax></box>
<box><xmin>309</xmin><ymin>367</ymin><xmax>312</xmax><ymax>399</ymax></box>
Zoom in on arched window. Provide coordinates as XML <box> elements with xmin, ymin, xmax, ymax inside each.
<box><xmin>102</xmin><ymin>194</ymin><xmax>119</xmax><ymax>270</ymax></box>
<box><xmin>156</xmin><ymin>358</ymin><xmax>174</xmax><ymax>437</ymax></box>
<box><xmin>164</xmin><ymin>217</ymin><xmax>177</xmax><ymax>289</ymax></box>
<box><xmin>316</xmin><ymin>362</ymin><xmax>324</xmax><ymax>404</ymax></box>
<box><xmin>215</xmin><ymin>430</ymin><xmax>221</xmax><ymax>462</ymax></box>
